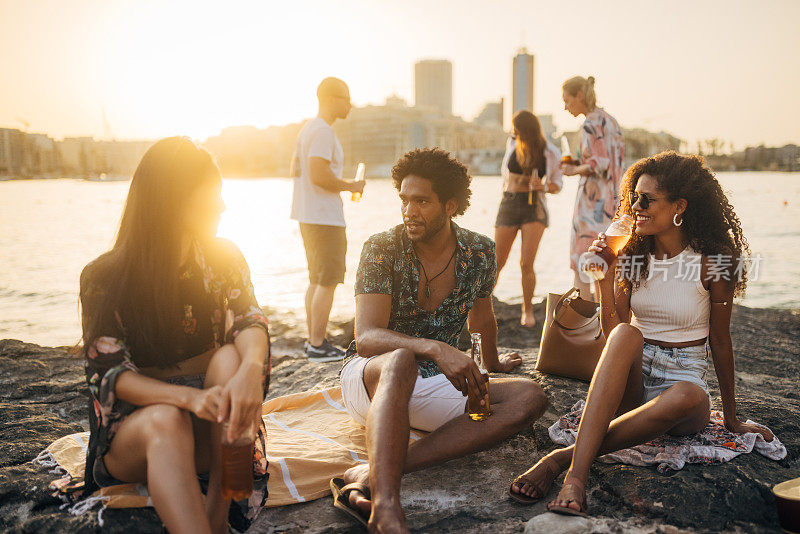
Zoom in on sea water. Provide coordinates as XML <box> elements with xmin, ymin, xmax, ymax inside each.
<box><xmin>1</xmin><ymin>173</ymin><xmax>798</xmax><ymax>346</ymax></box>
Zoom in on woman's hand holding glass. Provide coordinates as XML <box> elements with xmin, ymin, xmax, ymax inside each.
<box><xmin>588</xmin><ymin>232</ymin><xmax>619</xmax><ymax>270</ymax></box>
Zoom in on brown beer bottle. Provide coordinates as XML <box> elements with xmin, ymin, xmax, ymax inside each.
<box><xmin>221</xmin><ymin>421</ymin><xmax>256</xmax><ymax>500</ymax></box>
<box><xmin>467</xmin><ymin>333</ymin><xmax>491</xmax><ymax>421</ymax></box>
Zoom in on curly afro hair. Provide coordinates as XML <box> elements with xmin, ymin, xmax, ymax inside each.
<box><xmin>617</xmin><ymin>151</ymin><xmax>751</xmax><ymax>296</ymax></box>
<box><xmin>391</xmin><ymin>148</ymin><xmax>472</xmax><ymax>217</ymax></box>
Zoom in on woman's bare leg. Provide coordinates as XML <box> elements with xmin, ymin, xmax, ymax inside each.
<box><xmin>546</xmin><ymin>381</ymin><xmax>710</xmax><ymax>512</ymax></box>
<box><xmin>562</xmin><ymin>324</ymin><xmax>646</xmax><ymax>488</ymax></box>
<box><xmin>519</xmin><ymin>222</ymin><xmax>545</xmax><ymax>326</ymax></box>
<box><xmin>103</xmin><ymin>404</ymin><xmax>212</xmax><ymax>534</ymax></box>
<box><xmin>514</xmin><ymin>326</ymin><xmax>710</xmax><ymax>506</ymax></box>
<box><xmin>512</xmin><ymin>323</ymin><xmax>642</xmax><ymax>499</ymax></box>
<box><xmin>494</xmin><ymin>225</ymin><xmax>519</xmax><ymax>284</ymax></box>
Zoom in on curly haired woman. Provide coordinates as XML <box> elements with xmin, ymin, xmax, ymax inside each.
<box><xmin>509</xmin><ymin>151</ymin><xmax>773</xmax><ymax>516</ymax></box>
<box><xmin>78</xmin><ymin>137</ymin><xmax>270</xmax><ymax>533</ymax></box>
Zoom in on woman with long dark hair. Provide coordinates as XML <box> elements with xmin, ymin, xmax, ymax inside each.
<box><xmin>509</xmin><ymin>152</ymin><xmax>773</xmax><ymax>515</ymax></box>
<box><xmin>495</xmin><ymin>110</ymin><xmax>562</xmax><ymax>327</ymax></box>
<box><xmin>561</xmin><ymin>75</ymin><xmax>625</xmax><ymax>300</ymax></box>
<box><xmin>78</xmin><ymin>137</ymin><xmax>270</xmax><ymax>533</ymax></box>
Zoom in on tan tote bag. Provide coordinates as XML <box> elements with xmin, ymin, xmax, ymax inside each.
<box><xmin>536</xmin><ymin>288</ymin><xmax>606</xmax><ymax>381</ymax></box>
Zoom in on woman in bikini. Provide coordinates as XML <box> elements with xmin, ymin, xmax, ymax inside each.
<box><xmin>494</xmin><ymin>110</ymin><xmax>563</xmax><ymax>327</ymax></box>
<box><xmin>78</xmin><ymin>137</ymin><xmax>270</xmax><ymax>534</ymax></box>
<box><xmin>509</xmin><ymin>151</ymin><xmax>773</xmax><ymax>516</ymax></box>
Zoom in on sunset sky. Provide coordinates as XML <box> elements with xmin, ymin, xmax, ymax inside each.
<box><xmin>1</xmin><ymin>0</ymin><xmax>798</xmax><ymax>149</ymax></box>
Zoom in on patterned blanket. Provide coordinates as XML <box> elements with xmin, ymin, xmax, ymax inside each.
<box><xmin>549</xmin><ymin>400</ymin><xmax>786</xmax><ymax>473</ymax></box>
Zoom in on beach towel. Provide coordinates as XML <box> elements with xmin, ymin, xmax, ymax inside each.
<box><xmin>549</xmin><ymin>400</ymin><xmax>786</xmax><ymax>473</ymax></box>
<box><xmin>36</xmin><ymin>387</ymin><xmax>420</xmax><ymax>522</ymax></box>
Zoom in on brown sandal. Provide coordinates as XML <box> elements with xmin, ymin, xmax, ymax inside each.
<box><xmin>508</xmin><ymin>455</ymin><xmax>560</xmax><ymax>504</ymax></box>
<box><xmin>547</xmin><ymin>475</ymin><xmax>588</xmax><ymax>517</ymax></box>
<box><xmin>330</xmin><ymin>477</ymin><xmax>371</xmax><ymax>527</ymax></box>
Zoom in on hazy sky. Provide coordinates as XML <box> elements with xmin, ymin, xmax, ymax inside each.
<box><xmin>1</xmin><ymin>0</ymin><xmax>798</xmax><ymax>148</ymax></box>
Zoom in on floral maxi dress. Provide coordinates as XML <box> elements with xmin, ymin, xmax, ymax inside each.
<box><xmin>569</xmin><ymin>107</ymin><xmax>625</xmax><ymax>271</ymax></box>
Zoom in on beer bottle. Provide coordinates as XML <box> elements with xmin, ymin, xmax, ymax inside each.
<box><xmin>467</xmin><ymin>333</ymin><xmax>491</xmax><ymax>421</ymax></box>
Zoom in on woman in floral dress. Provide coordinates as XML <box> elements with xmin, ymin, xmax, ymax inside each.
<box><xmin>561</xmin><ymin>76</ymin><xmax>625</xmax><ymax>299</ymax></box>
<box><xmin>78</xmin><ymin>137</ymin><xmax>270</xmax><ymax>534</ymax></box>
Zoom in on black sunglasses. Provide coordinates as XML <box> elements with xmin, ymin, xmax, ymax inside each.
<box><xmin>629</xmin><ymin>191</ymin><xmax>661</xmax><ymax>210</ymax></box>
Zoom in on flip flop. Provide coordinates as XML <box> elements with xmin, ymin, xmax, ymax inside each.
<box><xmin>330</xmin><ymin>477</ymin><xmax>371</xmax><ymax>528</ymax></box>
<box><xmin>547</xmin><ymin>475</ymin><xmax>588</xmax><ymax>517</ymax></box>
<box><xmin>508</xmin><ymin>455</ymin><xmax>560</xmax><ymax>504</ymax></box>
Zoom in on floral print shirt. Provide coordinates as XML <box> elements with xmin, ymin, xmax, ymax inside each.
<box><xmin>570</xmin><ymin>107</ymin><xmax>626</xmax><ymax>270</ymax></box>
<box><xmin>79</xmin><ymin>238</ymin><xmax>269</xmax><ymax>494</ymax></box>
<box><xmin>343</xmin><ymin>222</ymin><xmax>496</xmax><ymax>378</ymax></box>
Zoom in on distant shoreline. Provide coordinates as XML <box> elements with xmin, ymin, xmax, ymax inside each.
<box><xmin>2</xmin><ymin>168</ymin><xmax>799</xmax><ymax>182</ymax></box>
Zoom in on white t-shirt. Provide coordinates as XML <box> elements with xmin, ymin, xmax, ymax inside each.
<box><xmin>290</xmin><ymin>117</ymin><xmax>346</xmax><ymax>227</ymax></box>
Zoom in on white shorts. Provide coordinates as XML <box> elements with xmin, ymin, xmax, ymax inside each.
<box><xmin>340</xmin><ymin>355</ymin><xmax>468</xmax><ymax>432</ymax></box>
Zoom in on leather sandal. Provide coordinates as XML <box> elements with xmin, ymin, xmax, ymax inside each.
<box><xmin>508</xmin><ymin>455</ymin><xmax>560</xmax><ymax>504</ymax></box>
<box><xmin>547</xmin><ymin>475</ymin><xmax>588</xmax><ymax>517</ymax></box>
<box><xmin>330</xmin><ymin>477</ymin><xmax>371</xmax><ymax>527</ymax></box>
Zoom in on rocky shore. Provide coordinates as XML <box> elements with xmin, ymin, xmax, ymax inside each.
<box><xmin>1</xmin><ymin>299</ymin><xmax>798</xmax><ymax>533</ymax></box>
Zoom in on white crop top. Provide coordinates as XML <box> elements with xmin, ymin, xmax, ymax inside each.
<box><xmin>629</xmin><ymin>247</ymin><xmax>710</xmax><ymax>343</ymax></box>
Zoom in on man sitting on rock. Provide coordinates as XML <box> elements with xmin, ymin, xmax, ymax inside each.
<box><xmin>331</xmin><ymin>148</ymin><xmax>548</xmax><ymax>532</ymax></box>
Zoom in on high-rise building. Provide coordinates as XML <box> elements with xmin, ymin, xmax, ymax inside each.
<box><xmin>414</xmin><ymin>59</ymin><xmax>453</xmax><ymax>115</ymax></box>
<box><xmin>512</xmin><ymin>48</ymin><xmax>534</xmax><ymax>115</ymax></box>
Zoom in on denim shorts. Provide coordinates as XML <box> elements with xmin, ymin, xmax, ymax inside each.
<box><xmin>641</xmin><ymin>342</ymin><xmax>710</xmax><ymax>403</ymax></box>
<box><xmin>495</xmin><ymin>191</ymin><xmax>549</xmax><ymax>228</ymax></box>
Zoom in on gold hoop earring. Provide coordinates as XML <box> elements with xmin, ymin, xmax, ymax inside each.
<box><xmin>673</xmin><ymin>213</ymin><xmax>683</xmax><ymax>227</ymax></box>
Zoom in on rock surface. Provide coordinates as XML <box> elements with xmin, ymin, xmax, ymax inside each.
<box><xmin>1</xmin><ymin>299</ymin><xmax>798</xmax><ymax>533</ymax></box>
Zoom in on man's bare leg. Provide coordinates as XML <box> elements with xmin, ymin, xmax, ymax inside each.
<box><xmin>343</xmin><ymin>349</ymin><xmax>417</xmax><ymax>533</ymax></box>
<box><xmin>304</xmin><ymin>283</ymin><xmax>317</xmax><ymax>342</ymax></box>
<box><xmin>343</xmin><ymin>351</ymin><xmax>547</xmax><ymax>531</ymax></box>
<box><xmin>309</xmin><ymin>284</ymin><xmax>336</xmax><ymax>346</ymax></box>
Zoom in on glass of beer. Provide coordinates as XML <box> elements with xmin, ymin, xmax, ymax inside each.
<box><xmin>351</xmin><ymin>163</ymin><xmax>365</xmax><ymax>202</ymax></box>
<box><xmin>221</xmin><ymin>420</ymin><xmax>256</xmax><ymax>500</ymax></box>
<box><xmin>561</xmin><ymin>136</ymin><xmax>578</xmax><ymax>165</ymax></box>
<box><xmin>579</xmin><ymin>214</ymin><xmax>635</xmax><ymax>281</ymax></box>
<box><xmin>562</xmin><ymin>154</ymin><xmax>578</xmax><ymax>165</ymax></box>
<box><xmin>467</xmin><ymin>333</ymin><xmax>491</xmax><ymax>421</ymax></box>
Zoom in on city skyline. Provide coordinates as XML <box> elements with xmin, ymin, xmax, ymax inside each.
<box><xmin>1</xmin><ymin>0</ymin><xmax>799</xmax><ymax>149</ymax></box>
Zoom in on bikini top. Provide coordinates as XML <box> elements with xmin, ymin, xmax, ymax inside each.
<box><xmin>508</xmin><ymin>149</ymin><xmax>546</xmax><ymax>178</ymax></box>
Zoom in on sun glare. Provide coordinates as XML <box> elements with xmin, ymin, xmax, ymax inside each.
<box><xmin>96</xmin><ymin>1</ymin><xmax>361</xmax><ymax>140</ymax></box>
